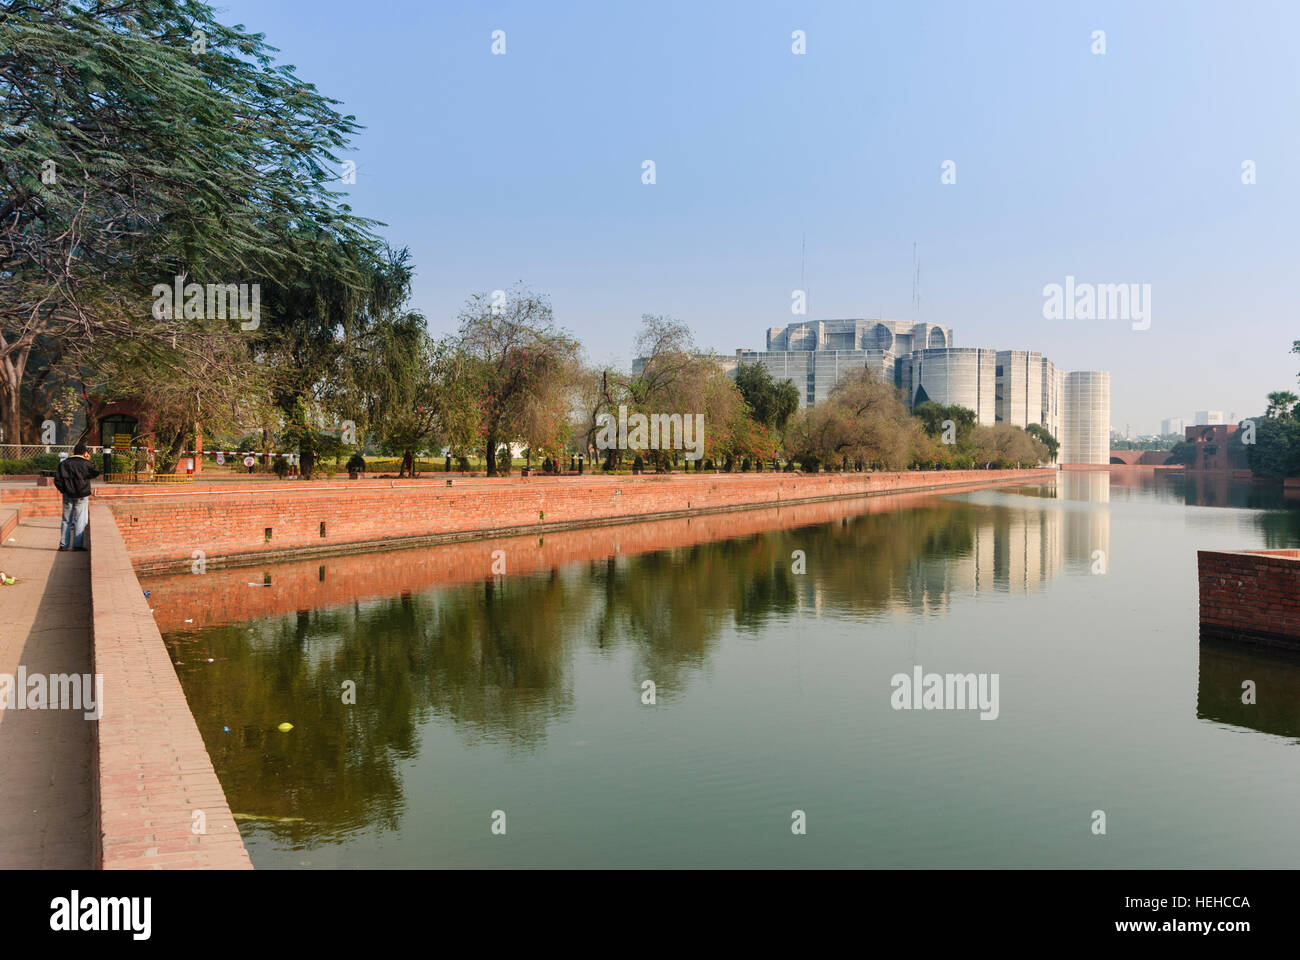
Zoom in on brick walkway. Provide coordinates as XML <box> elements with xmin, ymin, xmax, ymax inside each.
<box><xmin>0</xmin><ymin>514</ymin><xmax>94</xmax><ymax>869</ymax></box>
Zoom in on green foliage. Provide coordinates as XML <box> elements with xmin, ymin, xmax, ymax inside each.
<box><xmin>313</xmin><ymin>431</ymin><xmax>350</xmax><ymax>463</ymax></box>
<box><xmin>968</xmin><ymin>424</ymin><xmax>1049</xmax><ymax>468</ymax></box>
<box><xmin>1265</xmin><ymin>391</ymin><xmax>1298</xmax><ymax>419</ymax></box>
<box><xmin>786</xmin><ymin>369</ymin><xmax>923</xmax><ymax>470</ymax></box>
<box><xmin>1166</xmin><ymin>441</ymin><xmax>1197</xmax><ymax>466</ymax></box>
<box><xmin>456</xmin><ymin>286</ymin><xmax>579</xmax><ymax>475</ymax></box>
<box><xmin>0</xmin><ymin>0</ymin><xmax>378</xmax><ymax>442</ymax></box>
<box><xmin>912</xmin><ymin>402</ymin><xmax>977</xmax><ymax>443</ymax></box>
<box><xmin>1025</xmin><ymin>423</ymin><xmax>1060</xmax><ymax>461</ymax></box>
<box><xmin>734</xmin><ymin>363</ymin><xmax>800</xmax><ymax>431</ymax></box>
<box><xmin>1246</xmin><ymin>416</ymin><xmax>1300</xmax><ymax>480</ymax></box>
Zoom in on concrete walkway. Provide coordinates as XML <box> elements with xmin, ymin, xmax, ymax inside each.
<box><xmin>0</xmin><ymin>515</ymin><xmax>94</xmax><ymax>868</ymax></box>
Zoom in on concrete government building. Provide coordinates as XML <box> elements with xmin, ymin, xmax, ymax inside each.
<box><xmin>715</xmin><ymin>318</ymin><xmax>1109</xmax><ymax>465</ymax></box>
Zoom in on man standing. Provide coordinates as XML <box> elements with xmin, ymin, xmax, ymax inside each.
<box><xmin>54</xmin><ymin>442</ymin><xmax>101</xmax><ymax>551</ymax></box>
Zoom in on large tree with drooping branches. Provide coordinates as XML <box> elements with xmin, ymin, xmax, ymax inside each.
<box><xmin>0</xmin><ymin>0</ymin><xmax>379</xmax><ymax>444</ymax></box>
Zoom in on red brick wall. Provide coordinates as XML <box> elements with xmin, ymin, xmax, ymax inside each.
<box><xmin>141</xmin><ymin>484</ymin><xmax>992</xmax><ymax>633</ymax></box>
<box><xmin>88</xmin><ymin>503</ymin><xmax>251</xmax><ymax>869</ymax></box>
<box><xmin>1198</xmin><ymin>549</ymin><xmax>1300</xmax><ymax>646</ymax></box>
<box><xmin>96</xmin><ymin>469</ymin><xmax>1053</xmax><ymax>572</ymax></box>
<box><xmin>0</xmin><ymin>488</ymin><xmax>62</xmax><ymax>517</ymax></box>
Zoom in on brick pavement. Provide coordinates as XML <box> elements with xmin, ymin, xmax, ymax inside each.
<box><xmin>0</xmin><ymin>515</ymin><xmax>94</xmax><ymax>869</ymax></box>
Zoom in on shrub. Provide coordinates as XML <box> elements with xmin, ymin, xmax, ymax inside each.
<box><xmin>272</xmin><ymin>457</ymin><xmax>290</xmax><ymax>478</ymax></box>
<box><xmin>346</xmin><ymin>453</ymin><xmax>367</xmax><ymax>474</ymax></box>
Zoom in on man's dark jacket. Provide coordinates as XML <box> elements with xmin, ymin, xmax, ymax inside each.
<box><xmin>54</xmin><ymin>456</ymin><xmax>101</xmax><ymax>499</ymax></box>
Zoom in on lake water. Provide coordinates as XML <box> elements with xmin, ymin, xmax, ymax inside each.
<box><xmin>148</xmin><ymin>470</ymin><xmax>1300</xmax><ymax>868</ymax></box>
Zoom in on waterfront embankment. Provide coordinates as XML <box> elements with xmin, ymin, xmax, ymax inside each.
<box><xmin>0</xmin><ymin>468</ymin><xmax>1053</xmax><ymax>870</ymax></box>
<box><xmin>92</xmin><ymin>468</ymin><xmax>1055</xmax><ymax>573</ymax></box>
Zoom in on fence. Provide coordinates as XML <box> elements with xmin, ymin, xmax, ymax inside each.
<box><xmin>0</xmin><ymin>443</ymin><xmax>107</xmax><ymax>475</ymax></box>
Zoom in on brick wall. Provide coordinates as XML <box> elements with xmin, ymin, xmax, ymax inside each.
<box><xmin>1198</xmin><ymin>549</ymin><xmax>1300</xmax><ymax>647</ymax></box>
<box><xmin>94</xmin><ymin>469</ymin><xmax>1053</xmax><ymax>572</ymax></box>
<box><xmin>89</xmin><ymin>502</ymin><xmax>251</xmax><ymax>869</ymax></box>
<box><xmin>0</xmin><ymin>488</ymin><xmax>62</xmax><ymax>517</ymax></box>
<box><xmin>141</xmin><ymin>484</ymin><xmax>994</xmax><ymax>633</ymax></box>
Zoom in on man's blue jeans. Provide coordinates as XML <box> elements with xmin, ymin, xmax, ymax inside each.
<box><xmin>60</xmin><ymin>496</ymin><xmax>89</xmax><ymax>549</ymax></box>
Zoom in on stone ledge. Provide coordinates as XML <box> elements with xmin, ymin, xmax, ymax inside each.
<box><xmin>89</xmin><ymin>502</ymin><xmax>251</xmax><ymax>870</ymax></box>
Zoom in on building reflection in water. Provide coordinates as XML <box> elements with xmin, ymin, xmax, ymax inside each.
<box><xmin>146</xmin><ymin>481</ymin><xmax>1125</xmax><ymax>843</ymax></box>
<box><xmin>1058</xmin><ymin>471</ymin><xmax>1111</xmax><ymax>572</ymax></box>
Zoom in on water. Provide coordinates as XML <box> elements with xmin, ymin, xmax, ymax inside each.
<box><xmin>144</xmin><ymin>470</ymin><xmax>1300</xmax><ymax>868</ymax></box>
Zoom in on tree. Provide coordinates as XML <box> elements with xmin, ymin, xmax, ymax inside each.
<box><xmin>574</xmin><ymin>364</ymin><xmax>624</xmax><ymax>462</ymax></box>
<box><xmin>912</xmin><ymin>401</ymin><xmax>977</xmax><ymax>443</ymax></box>
<box><xmin>786</xmin><ymin>368</ymin><xmax>922</xmax><ymax>470</ymax></box>
<box><xmin>0</xmin><ymin>0</ymin><xmax>378</xmax><ymax>444</ymax></box>
<box><xmin>49</xmin><ymin>383</ymin><xmax>79</xmax><ymax>442</ymax></box>
<box><xmin>1245</xmin><ymin>416</ymin><xmax>1300</xmax><ymax>480</ymax></box>
<box><xmin>626</xmin><ymin>315</ymin><xmax>699</xmax><ymax>411</ymax></box>
<box><xmin>734</xmin><ymin>362</ymin><xmax>799</xmax><ymax>432</ymax></box>
<box><xmin>259</xmin><ymin>243</ymin><xmax>416</xmax><ymax>478</ymax></box>
<box><xmin>77</xmin><ymin>318</ymin><xmax>271</xmax><ymax>469</ymax></box>
<box><xmin>1025</xmin><ymin>423</ymin><xmax>1060</xmax><ymax>462</ymax></box>
<box><xmin>352</xmin><ymin>316</ymin><xmax>479</xmax><ymax>476</ymax></box>
<box><xmin>1166</xmin><ymin>440</ymin><xmax>1197</xmax><ymax>466</ymax></box>
<box><xmin>969</xmin><ymin>424</ymin><xmax>1048</xmax><ymax>468</ymax></box>
<box><xmin>455</xmin><ymin>287</ymin><xmax>579</xmax><ymax>477</ymax></box>
<box><xmin>1265</xmin><ymin>391</ymin><xmax>1298</xmax><ymax>419</ymax></box>
<box><xmin>622</xmin><ymin>316</ymin><xmax>750</xmax><ymax>470</ymax></box>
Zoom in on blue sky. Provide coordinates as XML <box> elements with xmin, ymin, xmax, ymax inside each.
<box><xmin>216</xmin><ymin>0</ymin><xmax>1299</xmax><ymax>434</ymax></box>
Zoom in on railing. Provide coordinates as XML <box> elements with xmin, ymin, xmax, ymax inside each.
<box><xmin>101</xmin><ymin>472</ymin><xmax>194</xmax><ymax>484</ymax></box>
<box><xmin>0</xmin><ymin>444</ymin><xmax>109</xmax><ymax>475</ymax></box>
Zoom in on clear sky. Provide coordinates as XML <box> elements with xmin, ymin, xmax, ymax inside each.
<box><xmin>215</xmin><ymin>0</ymin><xmax>1299</xmax><ymax>435</ymax></box>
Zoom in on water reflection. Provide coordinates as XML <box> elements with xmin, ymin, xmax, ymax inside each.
<box><xmin>1059</xmin><ymin>472</ymin><xmax>1111</xmax><ymax>570</ymax></box>
<box><xmin>149</xmin><ymin>471</ymin><xmax>1300</xmax><ymax>862</ymax></box>
<box><xmin>1198</xmin><ymin>638</ymin><xmax>1300</xmax><ymax>741</ymax></box>
<box><xmin>158</xmin><ymin>491</ymin><xmax>1079</xmax><ymax>847</ymax></box>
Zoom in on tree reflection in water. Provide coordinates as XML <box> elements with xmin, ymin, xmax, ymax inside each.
<box><xmin>167</xmin><ymin>496</ymin><xmax>1091</xmax><ymax>845</ymax></box>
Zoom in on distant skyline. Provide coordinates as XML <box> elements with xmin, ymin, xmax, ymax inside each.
<box><xmin>216</xmin><ymin>0</ymin><xmax>1300</xmax><ymax>434</ymax></box>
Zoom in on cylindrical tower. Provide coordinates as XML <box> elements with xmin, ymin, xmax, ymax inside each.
<box><xmin>1062</xmin><ymin>371</ymin><xmax>1110</xmax><ymax>464</ymax></box>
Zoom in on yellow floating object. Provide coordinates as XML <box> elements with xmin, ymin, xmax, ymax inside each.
<box><xmin>277</xmin><ymin>722</ymin><xmax>294</xmax><ymax>732</ymax></box>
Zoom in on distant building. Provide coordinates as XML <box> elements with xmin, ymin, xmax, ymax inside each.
<box><xmin>1161</xmin><ymin>417</ymin><xmax>1186</xmax><ymax>436</ymax></box>
<box><xmin>900</xmin><ymin>348</ymin><xmax>998</xmax><ymax>425</ymax></box>
<box><xmin>744</xmin><ymin>319</ymin><xmax>955</xmax><ymax>408</ymax></box>
<box><xmin>1062</xmin><ymin>372</ymin><xmax>1111</xmax><ymax>465</ymax></box>
<box><xmin>1185</xmin><ymin>424</ymin><xmax>1242</xmax><ymax>471</ymax></box>
<box><xmin>1194</xmin><ymin>410</ymin><xmax>1226</xmax><ymax>426</ymax></box>
<box><xmin>635</xmin><ymin>315</ymin><xmax>1110</xmax><ymax>465</ymax></box>
<box><xmin>765</xmin><ymin>318</ymin><xmax>952</xmax><ymax>355</ymax></box>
